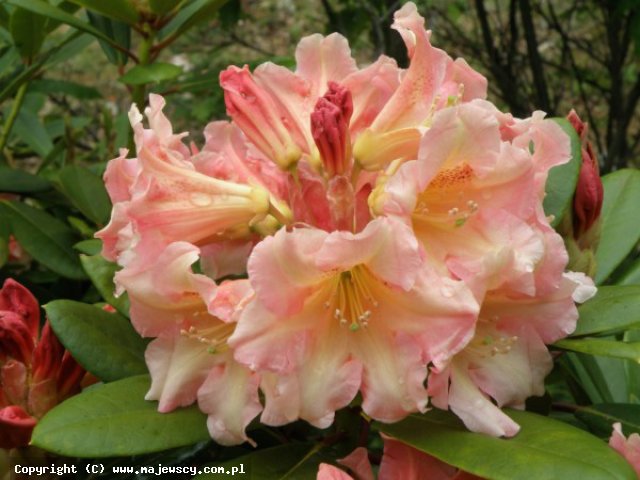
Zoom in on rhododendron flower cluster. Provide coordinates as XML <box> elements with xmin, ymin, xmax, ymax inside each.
<box><xmin>96</xmin><ymin>2</ymin><xmax>595</xmax><ymax>446</ymax></box>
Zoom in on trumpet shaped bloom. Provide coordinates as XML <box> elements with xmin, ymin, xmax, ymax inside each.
<box><xmin>230</xmin><ymin>217</ymin><xmax>478</xmax><ymax>426</ymax></box>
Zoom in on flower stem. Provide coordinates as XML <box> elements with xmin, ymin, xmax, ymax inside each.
<box><xmin>0</xmin><ymin>82</ymin><xmax>29</xmax><ymax>166</ymax></box>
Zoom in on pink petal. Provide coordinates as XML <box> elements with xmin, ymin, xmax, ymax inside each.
<box><xmin>295</xmin><ymin>33</ymin><xmax>358</xmax><ymax>99</ymax></box>
<box><xmin>247</xmin><ymin>227</ymin><xmax>328</xmax><ymax>317</ymax></box>
<box><xmin>145</xmin><ymin>335</ymin><xmax>218</xmax><ymax>412</ymax></box>
<box><xmin>337</xmin><ymin>447</ymin><xmax>374</xmax><ymax>480</ymax></box>
<box><xmin>448</xmin><ymin>362</ymin><xmax>520</xmax><ymax>437</ymax></box>
<box><xmin>379</xmin><ymin>436</ymin><xmax>457</xmax><ymax>480</ymax></box>
<box><xmin>197</xmin><ymin>359</ymin><xmax>262</xmax><ymax>446</ymax></box>
<box><xmin>316</xmin><ymin>217</ymin><xmax>423</xmax><ymax>291</ymax></box>
<box><xmin>317</xmin><ymin>464</ymin><xmax>354</xmax><ymax>480</ymax></box>
<box><xmin>0</xmin><ymin>405</ymin><xmax>36</xmax><ymax>449</ymax></box>
<box><xmin>610</xmin><ymin>423</ymin><xmax>640</xmax><ymax>476</ymax></box>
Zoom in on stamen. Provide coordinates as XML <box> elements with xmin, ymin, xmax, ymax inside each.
<box><xmin>180</xmin><ymin>322</ymin><xmax>235</xmax><ymax>354</ymax></box>
<box><xmin>327</xmin><ymin>266</ymin><xmax>378</xmax><ymax>331</ymax></box>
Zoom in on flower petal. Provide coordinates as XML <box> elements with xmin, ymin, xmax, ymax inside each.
<box><xmin>197</xmin><ymin>359</ymin><xmax>262</xmax><ymax>446</ymax></box>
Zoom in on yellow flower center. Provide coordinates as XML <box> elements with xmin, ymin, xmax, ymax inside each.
<box><xmin>325</xmin><ymin>265</ymin><xmax>379</xmax><ymax>331</ymax></box>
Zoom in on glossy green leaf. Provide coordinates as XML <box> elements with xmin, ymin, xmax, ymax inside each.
<box><xmin>618</xmin><ymin>258</ymin><xmax>640</xmax><ymax>286</ymax></box>
<box><xmin>80</xmin><ymin>254</ymin><xmax>130</xmax><ymax>316</ymax></box>
<box><xmin>9</xmin><ymin>7</ymin><xmax>47</xmax><ymax>61</ymax></box>
<box><xmin>119</xmin><ymin>62</ymin><xmax>183</xmax><ymax>85</ymax></box>
<box><xmin>194</xmin><ymin>443</ymin><xmax>336</xmax><ymax>479</ymax></box>
<box><xmin>576</xmin><ymin>404</ymin><xmax>640</xmax><ymax>437</ymax></box>
<box><xmin>378</xmin><ymin>409</ymin><xmax>635</xmax><ymax>480</ymax></box>
<box><xmin>0</xmin><ymin>200</ymin><xmax>85</xmax><ymax>279</ymax></box>
<box><xmin>73</xmin><ymin>238</ymin><xmax>102</xmax><ymax>255</ymax></box>
<box><xmin>45</xmin><ymin>300</ymin><xmax>144</xmax><ymax>381</ymax></box>
<box><xmin>149</xmin><ymin>0</ymin><xmax>180</xmax><ymax>15</ymax></box>
<box><xmin>572</xmin><ymin>286</ymin><xmax>640</xmax><ymax>336</ymax></box>
<box><xmin>0</xmin><ymin>166</ymin><xmax>51</xmax><ymax>193</ymax></box>
<box><xmin>159</xmin><ymin>0</ymin><xmax>227</xmax><ymax>39</ymax></box>
<box><xmin>13</xmin><ymin>108</ymin><xmax>54</xmax><ymax>157</ymax></box>
<box><xmin>86</xmin><ymin>11</ymin><xmax>130</xmax><ymax>65</ymax></box>
<box><xmin>543</xmin><ymin>117</ymin><xmax>582</xmax><ymax>228</ymax></box>
<box><xmin>556</xmin><ymin>338</ymin><xmax>640</xmax><ymax>362</ymax></box>
<box><xmin>31</xmin><ymin>375</ymin><xmax>209</xmax><ymax>457</ymax></box>
<box><xmin>67</xmin><ymin>0</ymin><xmax>139</xmax><ymax>25</ymax></box>
<box><xmin>30</xmin><ymin>78</ymin><xmax>100</xmax><ymax>99</ymax></box>
<box><xmin>595</xmin><ymin>169</ymin><xmax>640</xmax><ymax>284</ymax></box>
<box><xmin>5</xmin><ymin>0</ymin><xmax>125</xmax><ymax>53</ymax></box>
<box><xmin>56</xmin><ymin>165</ymin><xmax>111</xmax><ymax>225</ymax></box>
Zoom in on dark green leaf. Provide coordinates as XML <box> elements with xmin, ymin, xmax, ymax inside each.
<box><xmin>80</xmin><ymin>254</ymin><xmax>130</xmax><ymax>316</ymax></box>
<box><xmin>0</xmin><ymin>209</ymin><xmax>10</xmax><ymax>268</ymax></box>
<box><xmin>56</xmin><ymin>165</ymin><xmax>111</xmax><ymax>225</ymax></box>
<box><xmin>0</xmin><ymin>200</ymin><xmax>85</xmax><ymax>279</ymax></box>
<box><xmin>377</xmin><ymin>409</ymin><xmax>635</xmax><ymax>480</ymax></box>
<box><xmin>12</xmin><ymin>107</ymin><xmax>54</xmax><ymax>157</ymax></box>
<box><xmin>0</xmin><ymin>166</ymin><xmax>51</xmax><ymax>193</ymax></box>
<box><xmin>595</xmin><ymin>169</ymin><xmax>640</xmax><ymax>284</ymax></box>
<box><xmin>556</xmin><ymin>338</ymin><xmax>640</xmax><ymax>362</ymax></box>
<box><xmin>9</xmin><ymin>7</ymin><xmax>47</xmax><ymax>61</ymax></box>
<box><xmin>576</xmin><ymin>404</ymin><xmax>640</xmax><ymax>437</ymax></box>
<box><xmin>119</xmin><ymin>62</ymin><xmax>183</xmax><ymax>85</ymax></box>
<box><xmin>543</xmin><ymin>118</ymin><xmax>582</xmax><ymax>228</ymax></box>
<box><xmin>159</xmin><ymin>0</ymin><xmax>227</xmax><ymax>40</ymax></box>
<box><xmin>31</xmin><ymin>375</ymin><xmax>209</xmax><ymax>457</ymax></box>
<box><xmin>67</xmin><ymin>0</ymin><xmax>139</xmax><ymax>25</ymax></box>
<box><xmin>618</xmin><ymin>258</ymin><xmax>640</xmax><ymax>286</ymax></box>
<box><xmin>572</xmin><ymin>286</ymin><xmax>640</xmax><ymax>336</ymax></box>
<box><xmin>194</xmin><ymin>443</ymin><xmax>346</xmax><ymax>479</ymax></box>
<box><xmin>5</xmin><ymin>0</ymin><xmax>126</xmax><ymax>54</ymax></box>
<box><xmin>45</xmin><ymin>300</ymin><xmax>144</xmax><ymax>381</ymax></box>
<box><xmin>86</xmin><ymin>11</ymin><xmax>130</xmax><ymax>65</ymax></box>
<box><xmin>74</xmin><ymin>238</ymin><xmax>102</xmax><ymax>255</ymax></box>
<box><xmin>30</xmin><ymin>78</ymin><xmax>101</xmax><ymax>99</ymax></box>
<box><xmin>149</xmin><ymin>0</ymin><xmax>180</xmax><ymax>15</ymax></box>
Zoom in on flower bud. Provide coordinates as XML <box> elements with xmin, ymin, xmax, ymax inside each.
<box><xmin>311</xmin><ymin>82</ymin><xmax>353</xmax><ymax>177</ymax></box>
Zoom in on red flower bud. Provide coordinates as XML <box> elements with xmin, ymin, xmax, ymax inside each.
<box><xmin>0</xmin><ymin>405</ymin><xmax>36</xmax><ymax>449</ymax></box>
<box><xmin>0</xmin><ymin>278</ymin><xmax>40</xmax><ymax>339</ymax></box>
<box><xmin>0</xmin><ymin>312</ymin><xmax>35</xmax><ymax>365</ymax></box>
<box><xmin>567</xmin><ymin>110</ymin><xmax>604</xmax><ymax>237</ymax></box>
<box><xmin>311</xmin><ymin>82</ymin><xmax>354</xmax><ymax>177</ymax></box>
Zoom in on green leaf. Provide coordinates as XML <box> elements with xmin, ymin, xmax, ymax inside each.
<box><xmin>80</xmin><ymin>254</ymin><xmax>130</xmax><ymax>316</ymax></box>
<box><xmin>377</xmin><ymin>409</ymin><xmax>636</xmax><ymax>480</ymax></box>
<box><xmin>9</xmin><ymin>6</ymin><xmax>47</xmax><ymax>61</ymax></box>
<box><xmin>45</xmin><ymin>300</ymin><xmax>144</xmax><ymax>381</ymax></box>
<box><xmin>159</xmin><ymin>0</ymin><xmax>227</xmax><ymax>40</ymax></box>
<box><xmin>0</xmin><ymin>209</ymin><xmax>10</xmax><ymax>268</ymax></box>
<box><xmin>73</xmin><ymin>238</ymin><xmax>102</xmax><ymax>255</ymax></box>
<box><xmin>595</xmin><ymin>169</ymin><xmax>640</xmax><ymax>284</ymax></box>
<box><xmin>0</xmin><ymin>166</ymin><xmax>51</xmax><ymax>193</ymax></box>
<box><xmin>30</xmin><ymin>78</ymin><xmax>101</xmax><ymax>99</ymax></box>
<box><xmin>543</xmin><ymin>117</ymin><xmax>583</xmax><ymax>228</ymax></box>
<box><xmin>56</xmin><ymin>165</ymin><xmax>111</xmax><ymax>225</ymax></box>
<box><xmin>86</xmin><ymin>11</ymin><xmax>130</xmax><ymax>65</ymax></box>
<box><xmin>149</xmin><ymin>0</ymin><xmax>180</xmax><ymax>15</ymax></box>
<box><xmin>66</xmin><ymin>0</ymin><xmax>139</xmax><ymax>25</ymax></box>
<box><xmin>572</xmin><ymin>286</ymin><xmax>640</xmax><ymax>336</ymax></box>
<box><xmin>5</xmin><ymin>0</ymin><xmax>127</xmax><ymax>54</ymax></box>
<box><xmin>556</xmin><ymin>338</ymin><xmax>640</xmax><ymax>362</ymax></box>
<box><xmin>119</xmin><ymin>62</ymin><xmax>183</xmax><ymax>85</ymax></box>
<box><xmin>12</xmin><ymin>107</ymin><xmax>54</xmax><ymax>157</ymax></box>
<box><xmin>0</xmin><ymin>200</ymin><xmax>85</xmax><ymax>279</ymax></box>
<box><xmin>194</xmin><ymin>442</ymin><xmax>349</xmax><ymax>479</ymax></box>
<box><xmin>31</xmin><ymin>375</ymin><xmax>209</xmax><ymax>457</ymax></box>
<box><xmin>576</xmin><ymin>404</ymin><xmax>640</xmax><ymax>437</ymax></box>
<box><xmin>618</xmin><ymin>257</ymin><xmax>640</xmax><ymax>286</ymax></box>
